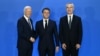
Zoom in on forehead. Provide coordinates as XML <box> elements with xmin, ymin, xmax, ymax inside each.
<box><xmin>24</xmin><ymin>8</ymin><xmax>32</xmax><ymax>12</ymax></box>
<box><xmin>25</xmin><ymin>8</ymin><xmax>31</xmax><ymax>10</ymax></box>
<box><xmin>43</xmin><ymin>10</ymin><xmax>50</xmax><ymax>12</ymax></box>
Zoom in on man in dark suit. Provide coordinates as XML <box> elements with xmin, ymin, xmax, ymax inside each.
<box><xmin>59</xmin><ymin>3</ymin><xmax>83</xmax><ymax>56</ymax></box>
<box><xmin>17</xmin><ymin>6</ymin><xmax>36</xmax><ymax>56</ymax></box>
<box><xmin>36</xmin><ymin>8</ymin><xmax>59</xmax><ymax>56</ymax></box>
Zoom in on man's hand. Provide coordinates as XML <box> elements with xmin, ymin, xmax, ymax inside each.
<box><xmin>55</xmin><ymin>46</ymin><xmax>59</xmax><ymax>53</ymax></box>
<box><xmin>30</xmin><ymin>37</ymin><xmax>35</xmax><ymax>42</ymax></box>
<box><xmin>62</xmin><ymin>43</ymin><xmax>67</xmax><ymax>50</ymax></box>
<box><xmin>76</xmin><ymin>44</ymin><xmax>81</xmax><ymax>49</ymax></box>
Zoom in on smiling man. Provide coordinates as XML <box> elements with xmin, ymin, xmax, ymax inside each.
<box><xmin>36</xmin><ymin>8</ymin><xmax>59</xmax><ymax>56</ymax></box>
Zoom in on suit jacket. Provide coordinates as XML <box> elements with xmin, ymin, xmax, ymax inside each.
<box><xmin>36</xmin><ymin>19</ymin><xmax>59</xmax><ymax>48</ymax></box>
<box><xmin>59</xmin><ymin>15</ymin><xmax>83</xmax><ymax>45</ymax></box>
<box><xmin>17</xmin><ymin>16</ymin><xmax>35</xmax><ymax>49</ymax></box>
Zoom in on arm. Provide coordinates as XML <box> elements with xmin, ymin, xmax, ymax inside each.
<box><xmin>31</xmin><ymin>26</ymin><xmax>37</xmax><ymax>41</ymax></box>
<box><xmin>53</xmin><ymin>22</ymin><xmax>59</xmax><ymax>46</ymax></box>
<box><xmin>77</xmin><ymin>18</ymin><xmax>83</xmax><ymax>45</ymax></box>
<box><xmin>59</xmin><ymin>18</ymin><xmax>67</xmax><ymax>50</ymax></box>
<box><xmin>59</xmin><ymin>18</ymin><xmax>65</xmax><ymax>44</ymax></box>
<box><xmin>30</xmin><ymin>19</ymin><xmax>36</xmax><ymax>38</ymax></box>
<box><xmin>31</xmin><ymin>22</ymin><xmax>37</xmax><ymax>39</ymax></box>
<box><xmin>35</xmin><ymin>22</ymin><xmax>39</xmax><ymax>39</ymax></box>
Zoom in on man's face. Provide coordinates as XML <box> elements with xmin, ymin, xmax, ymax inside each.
<box><xmin>25</xmin><ymin>8</ymin><xmax>32</xmax><ymax>18</ymax></box>
<box><xmin>42</xmin><ymin>10</ymin><xmax>50</xmax><ymax>19</ymax></box>
<box><xmin>66</xmin><ymin>4</ymin><xmax>74</xmax><ymax>14</ymax></box>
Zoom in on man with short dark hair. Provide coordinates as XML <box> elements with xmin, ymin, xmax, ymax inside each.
<box><xmin>36</xmin><ymin>8</ymin><xmax>59</xmax><ymax>56</ymax></box>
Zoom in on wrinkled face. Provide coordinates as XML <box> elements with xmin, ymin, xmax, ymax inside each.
<box><xmin>66</xmin><ymin>4</ymin><xmax>74</xmax><ymax>14</ymax></box>
<box><xmin>24</xmin><ymin>8</ymin><xmax>32</xmax><ymax>18</ymax></box>
<box><xmin>42</xmin><ymin>10</ymin><xmax>50</xmax><ymax>19</ymax></box>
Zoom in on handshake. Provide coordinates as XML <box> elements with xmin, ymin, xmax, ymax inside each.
<box><xmin>29</xmin><ymin>37</ymin><xmax>35</xmax><ymax>43</ymax></box>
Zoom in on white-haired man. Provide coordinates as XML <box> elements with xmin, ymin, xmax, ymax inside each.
<box><xmin>59</xmin><ymin>2</ymin><xmax>83</xmax><ymax>56</ymax></box>
<box><xmin>17</xmin><ymin>6</ymin><xmax>36</xmax><ymax>56</ymax></box>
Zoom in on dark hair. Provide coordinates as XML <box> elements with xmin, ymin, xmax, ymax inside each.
<box><xmin>42</xmin><ymin>8</ymin><xmax>50</xmax><ymax>13</ymax></box>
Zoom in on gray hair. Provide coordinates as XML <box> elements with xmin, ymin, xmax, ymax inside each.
<box><xmin>66</xmin><ymin>2</ymin><xmax>74</xmax><ymax>7</ymax></box>
<box><xmin>24</xmin><ymin>6</ymin><xmax>32</xmax><ymax>12</ymax></box>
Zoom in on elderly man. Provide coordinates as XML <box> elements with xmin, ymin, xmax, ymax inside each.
<box><xmin>17</xmin><ymin>6</ymin><xmax>35</xmax><ymax>56</ymax></box>
<box><xmin>59</xmin><ymin>3</ymin><xmax>83</xmax><ymax>56</ymax></box>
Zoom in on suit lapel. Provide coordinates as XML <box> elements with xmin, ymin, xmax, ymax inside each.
<box><xmin>30</xmin><ymin>19</ymin><xmax>33</xmax><ymax>29</ymax></box>
<box><xmin>66</xmin><ymin>15</ymin><xmax>76</xmax><ymax>29</ymax></box>
<box><xmin>65</xmin><ymin>15</ymin><xmax>70</xmax><ymax>28</ymax></box>
<box><xmin>41</xmin><ymin>20</ymin><xmax>45</xmax><ymax>30</ymax></box>
<box><xmin>71</xmin><ymin>15</ymin><xmax>75</xmax><ymax>29</ymax></box>
<box><xmin>23</xmin><ymin>17</ymin><xmax>32</xmax><ymax>30</ymax></box>
<box><xmin>47</xmin><ymin>20</ymin><xmax>51</xmax><ymax>30</ymax></box>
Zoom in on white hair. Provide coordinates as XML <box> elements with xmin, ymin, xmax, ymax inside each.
<box><xmin>66</xmin><ymin>2</ymin><xmax>74</xmax><ymax>7</ymax></box>
<box><xmin>24</xmin><ymin>6</ymin><xmax>32</xmax><ymax>12</ymax></box>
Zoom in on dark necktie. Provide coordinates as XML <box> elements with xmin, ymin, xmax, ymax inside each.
<box><xmin>45</xmin><ymin>20</ymin><xmax>48</xmax><ymax>29</ymax></box>
<box><xmin>28</xmin><ymin>19</ymin><xmax>32</xmax><ymax>29</ymax></box>
<box><xmin>69</xmin><ymin>16</ymin><xmax>71</xmax><ymax>29</ymax></box>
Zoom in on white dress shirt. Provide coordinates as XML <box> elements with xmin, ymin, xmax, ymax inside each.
<box><xmin>67</xmin><ymin>14</ymin><xmax>73</xmax><ymax>24</ymax></box>
<box><xmin>43</xmin><ymin>18</ymin><xmax>49</xmax><ymax>29</ymax></box>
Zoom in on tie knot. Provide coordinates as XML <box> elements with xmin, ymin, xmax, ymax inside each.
<box><xmin>69</xmin><ymin>16</ymin><xmax>71</xmax><ymax>18</ymax></box>
<box><xmin>28</xmin><ymin>19</ymin><xmax>30</xmax><ymax>21</ymax></box>
<box><xmin>45</xmin><ymin>20</ymin><xmax>47</xmax><ymax>23</ymax></box>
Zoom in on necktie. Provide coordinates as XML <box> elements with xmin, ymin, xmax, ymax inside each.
<box><xmin>45</xmin><ymin>20</ymin><xmax>47</xmax><ymax>29</ymax></box>
<box><xmin>28</xmin><ymin>19</ymin><xmax>32</xmax><ymax>29</ymax></box>
<box><xmin>69</xmin><ymin>16</ymin><xmax>71</xmax><ymax>29</ymax></box>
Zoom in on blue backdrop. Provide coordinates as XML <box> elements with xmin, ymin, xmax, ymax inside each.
<box><xmin>0</xmin><ymin>0</ymin><xmax>100</xmax><ymax>56</ymax></box>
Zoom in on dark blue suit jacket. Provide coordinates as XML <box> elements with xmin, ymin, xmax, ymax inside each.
<box><xmin>59</xmin><ymin>15</ymin><xmax>83</xmax><ymax>45</ymax></box>
<box><xmin>17</xmin><ymin>16</ymin><xmax>35</xmax><ymax>49</ymax></box>
<box><xmin>36</xmin><ymin>19</ymin><xmax>59</xmax><ymax>49</ymax></box>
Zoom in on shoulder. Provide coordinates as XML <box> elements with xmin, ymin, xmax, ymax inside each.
<box><xmin>60</xmin><ymin>15</ymin><xmax>67</xmax><ymax>19</ymax></box>
<box><xmin>73</xmin><ymin>15</ymin><xmax>82</xmax><ymax>22</ymax></box>
<box><xmin>60</xmin><ymin>15</ymin><xmax>67</xmax><ymax>21</ymax></box>
<box><xmin>49</xmin><ymin>19</ymin><xmax>55</xmax><ymax>22</ymax></box>
<box><xmin>49</xmin><ymin>19</ymin><xmax>57</xmax><ymax>27</ymax></box>
<box><xmin>49</xmin><ymin>19</ymin><xmax>56</xmax><ymax>24</ymax></box>
<box><xmin>17</xmin><ymin>16</ymin><xmax>25</xmax><ymax>23</ymax></box>
<box><xmin>74</xmin><ymin>15</ymin><xmax>81</xmax><ymax>20</ymax></box>
<box><xmin>17</xmin><ymin>16</ymin><xmax>25</xmax><ymax>26</ymax></box>
<box><xmin>36</xmin><ymin>20</ymin><xmax>42</xmax><ymax>25</ymax></box>
<box><xmin>37</xmin><ymin>20</ymin><xmax>42</xmax><ymax>23</ymax></box>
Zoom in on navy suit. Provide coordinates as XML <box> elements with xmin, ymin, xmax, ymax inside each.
<box><xmin>59</xmin><ymin>15</ymin><xmax>83</xmax><ymax>56</ymax></box>
<box><xmin>17</xmin><ymin>16</ymin><xmax>35</xmax><ymax>56</ymax></box>
<box><xmin>36</xmin><ymin>19</ymin><xmax>59</xmax><ymax>56</ymax></box>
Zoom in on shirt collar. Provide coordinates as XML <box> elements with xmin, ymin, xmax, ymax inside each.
<box><xmin>67</xmin><ymin>14</ymin><xmax>73</xmax><ymax>20</ymax></box>
<box><xmin>43</xmin><ymin>18</ymin><xmax>49</xmax><ymax>22</ymax></box>
<box><xmin>67</xmin><ymin>14</ymin><xmax>73</xmax><ymax>17</ymax></box>
<box><xmin>24</xmin><ymin>15</ymin><xmax>29</xmax><ymax>21</ymax></box>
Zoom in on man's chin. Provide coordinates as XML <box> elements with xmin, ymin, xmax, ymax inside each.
<box><xmin>44</xmin><ymin>17</ymin><xmax>49</xmax><ymax>19</ymax></box>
